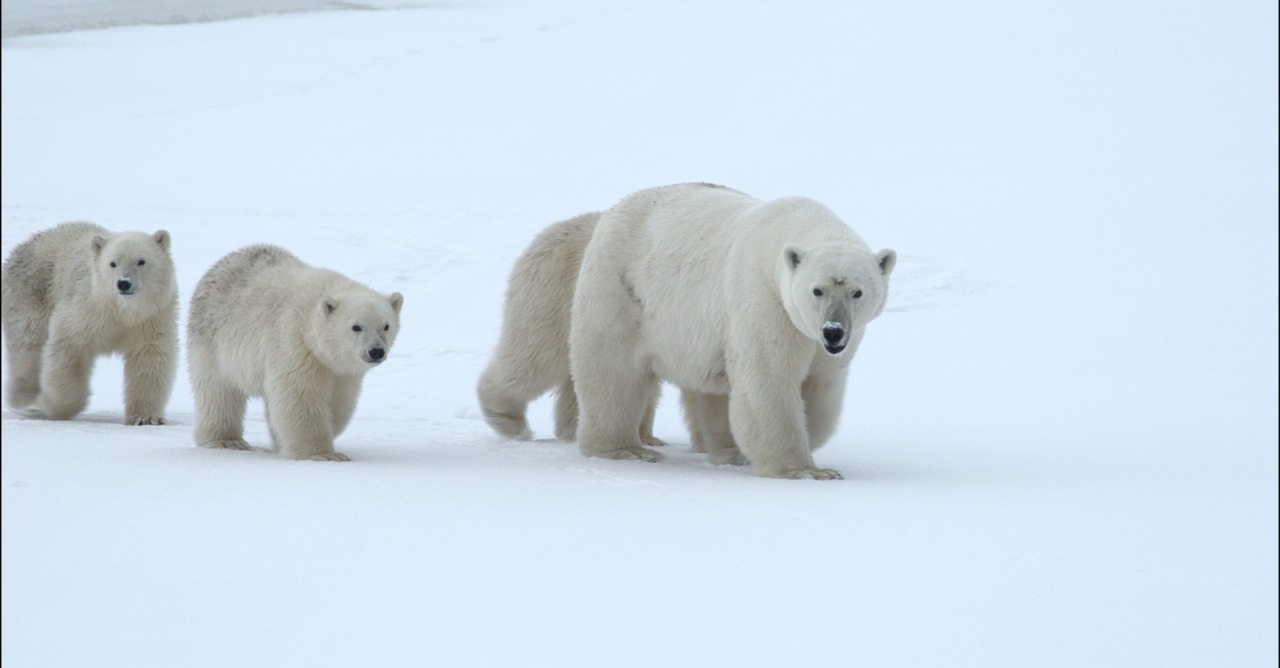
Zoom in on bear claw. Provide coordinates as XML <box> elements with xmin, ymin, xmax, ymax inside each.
<box><xmin>307</xmin><ymin>452</ymin><xmax>351</xmax><ymax>462</ymax></box>
<box><xmin>125</xmin><ymin>415</ymin><xmax>166</xmax><ymax>426</ymax></box>
<box><xmin>781</xmin><ymin>468</ymin><xmax>843</xmax><ymax>480</ymax></box>
<box><xmin>588</xmin><ymin>445</ymin><xmax>663</xmax><ymax>463</ymax></box>
<box><xmin>202</xmin><ymin>439</ymin><xmax>251</xmax><ymax>451</ymax></box>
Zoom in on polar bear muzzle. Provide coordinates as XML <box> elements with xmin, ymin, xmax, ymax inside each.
<box><xmin>364</xmin><ymin>346</ymin><xmax>386</xmax><ymax>364</ymax></box>
<box><xmin>821</xmin><ymin>321</ymin><xmax>848</xmax><ymax>355</ymax></box>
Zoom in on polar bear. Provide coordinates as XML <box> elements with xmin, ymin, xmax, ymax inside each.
<box><xmin>1</xmin><ymin>222</ymin><xmax>178</xmax><ymax>424</ymax></box>
<box><xmin>477</xmin><ymin>212</ymin><xmax>663</xmax><ymax>446</ymax></box>
<box><xmin>570</xmin><ymin>183</ymin><xmax>896</xmax><ymax>479</ymax></box>
<box><xmin>186</xmin><ymin>244</ymin><xmax>403</xmax><ymax>461</ymax></box>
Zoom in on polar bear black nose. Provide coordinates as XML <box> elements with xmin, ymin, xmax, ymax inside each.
<box><xmin>116</xmin><ymin>279</ymin><xmax>133</xmax><ymax>292</ymax></box>
<box><xmin>368</xmin><ymin>347</ymin><xmax>385</xmax><ymax>361</ymax></box>
<box><xmin>822</xmin><ymin>325</ymin><xmax>844</xmax><ymax>343</ymax></box>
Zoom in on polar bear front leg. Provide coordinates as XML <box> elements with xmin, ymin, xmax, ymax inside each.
<box><xmin>570</xmin><ymin>341</ymin><xmax>662</xmax><ymax>462</ymax></box>
<box><xmin>190</xmin><ymin>361</ymin><xmax>251</xmax><ymax>451</ymax></box>
<box><xmin>802</xmin><ymin>362</ymin><xmax>850</xmax><ymax>451</ymax></box>
<box><xmin>569</xmin><ymin>272</ymin><xmax>661</xmax><ymax>463</ymax></box>
<box><xmin>122</xmin><ymin>333</ymin><xmax>176</xmax><ymax>426</ymax></box>
<box><xmin>266</xmin><ymin>383</ymin><xmax>348</xmax><ymax>462</ymax></box>
<box><xmin>575</xmin><ymin>370</ymin><xmax>663</xmax><ymax>462</ymax></box>
<box><xmin>556</xmin><ymin>377</ymin><xmax>664</xmax><ymax>446</ymax></box>
<box><xmin>727</xmin><ymin>353</ymin><xmax>842</xmax><ymax>480</ymax></box>
<box><xmin>328</xmin><ymin>378</ymin><xmax>363</xmax><ymax>439</ymax></box>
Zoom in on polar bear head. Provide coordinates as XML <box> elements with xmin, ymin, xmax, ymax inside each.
<box><xmin>310</xmin><ymin>289</ymin><xmax>405</xmax><ymax>374</ymax></box>
<box><xmin>91</xmin><ymin>229</ymin><xmax>176</xmax><ymax>317</ymax></box>
<box><xmin>779</xmin><ymin>242</ymin><xmax>896</xmax><ymax>356</ymax></box>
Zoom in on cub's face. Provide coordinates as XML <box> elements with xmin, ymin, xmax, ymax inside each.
<box><xmin>780</xmin><ymin>243</ymin><xmax>896</xmax><ymax>356</ymax></box>
<box><xmin>91</xmin><ymin>230</ymin><xmax>174</xmax><ymax>306</ymax></box>
<box><xmin>314</xmin><ymin>291</ymin><xmax>405</xmax><ymax>374</ymax></box>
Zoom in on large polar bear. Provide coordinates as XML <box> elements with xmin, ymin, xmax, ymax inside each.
<box><xmin>571</xmin><ymin>183</ymin><xmax>896</xmax><ymax>480</ymax></box>
<box><xmin>0</xmin><ymin>222</ymin><xmax>178</xmax><ymax>425</ymax></box>
<box><xmin>477</xmin><ymin>212</ymin><xmax>663</xmax><ymax>446</ymax></box>
<box><xmin>187</xmin><ymin>244</ymin><xmax>403</xmax><ymax>461</ymax></box>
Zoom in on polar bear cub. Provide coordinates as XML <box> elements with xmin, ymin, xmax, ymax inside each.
<box><xmin>187</xmin><ymin>244</ymin><xmax>403</xmax><ymax>461</ymax></box>
<box><xmin>571</xmin><ymin>183</ymin><xmax>896</xmax><ymax>479</ymax></box>
<box><xmin>1</xmin><ymin>222</ymin><xmax>178</xmax><ymax>424</ymax></box>
<box><xmin>477</xmin><ymin>212</ymin><xmax>663</xmax><ymax>446</ymax></box>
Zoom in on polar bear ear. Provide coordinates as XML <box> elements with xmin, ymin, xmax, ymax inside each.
<box><xmin>90</xmin><ymin>235</ymin><xmax>107</xmax><ymax>257</ymax></box>
<box><xmin>876</xmin><ymin>249</ymin><xmax>897</xmax><ymax>277</ymax></box>
<box><xmin>152</xmin><ymin>230</ymin><xmax>171</xmax><ymax>251</ymax></box>
<box><xmin>782</xmin><ymin>245</ymin><xmax>804</xmax><ymax>271</ymax></box>
<box><xmin>388</xmin><ymin>292</ymin><xmax>404</xmax><ymax>315</ymax></box>
<box><xmin>320</xmin><ymin>297</ymin><xmax>339</xmax><ymax>316</ymax></box>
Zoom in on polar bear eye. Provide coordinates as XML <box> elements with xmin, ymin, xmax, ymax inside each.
<box><xmin>137</xmin><ymin>259</ymin><xmax>145</xmax><ymax>266</ymax></box>
<box><xmin>109</xmin><ymin>261</ymin><xmax>117</xmax><ymax>268</ymax></box>
<box><xmin>383</xmin><ymin>324</ymin><xmax>390</xmax><ymax>332</ymax></box>
<box><xmin>812</xmin><ymin>288</ymin><xmax>823</xmax><ymax>297</ymax></box>
<box><xmin>853</xmin><ymin>289</ymin><xmax>863</xmax><ymax>299</ymax></box>
<box><xmin>352</xmin><ymin>325</ymin><xmax>363</xmax><ymax>332</ymax></box>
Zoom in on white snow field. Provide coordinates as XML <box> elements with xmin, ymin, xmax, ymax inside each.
<box><xmin>2</xmin><ymin>1</ymin><xmax>1277</xmax><ymax>666</ymax></box>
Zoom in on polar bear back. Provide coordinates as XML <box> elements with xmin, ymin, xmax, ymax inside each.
<box><xmin>187</xmin><ymin>244</ymin><xmax>374</xmax><ymax>393</ymax></box>
<box><xmin>580</xmin><ymin>183</ymin><xmax>871</xmax><ymax>392</ymax></box>
<box><xmin>2</xmin><ymin>222</ymin><xmax>109</xmax><ymax>319</ymax></box>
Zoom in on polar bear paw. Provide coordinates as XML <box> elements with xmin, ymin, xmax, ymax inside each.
<box><xmin>780</xmin><ymin>467</ymin><xmax>843</xmax><ymax>481</ymax></box>
<box><xmin>125</xmin><ymin>415</ymin><xmax>167</xmax><ymax>426</ymax></box>
<box><xmin>307</xmin><ymin>452</ymin><xmax>351</xmax><ymax>462</ymax></box>
<box><xmin>708</xmin><ymin>448</ymin><xmax>748</xmax><ymax>466</ymax></box>
<box><xmin>641</xmin><ymin>435</ymin><xmax>668</xmax><ymax>447</ymax></box>
<box><xmin>589</xmin><ymin>445</ymin><xmax>663</xmax><ymax>463</ymax></box>
<box><xmin>201</xmin><ymin>439</ymin><xmax>251</xmax><ymax>451</ymax></box>
<box><xmin>15</xmin><ymin>405</ymin><xmax>47</xmax><ymax>419</ymax></box>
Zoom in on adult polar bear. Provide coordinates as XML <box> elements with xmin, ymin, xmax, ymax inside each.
<box><xmin>571</xmin><ymin>183</ymin><xmax>895</xmax><ymax>480</ymax></box>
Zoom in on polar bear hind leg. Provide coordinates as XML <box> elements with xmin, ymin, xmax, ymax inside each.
<box><xmin>4</xmin><ymin>340</ymin><xmax>43</xmax><ymax>411</ymax></box>
<box><xmin>477</xmin><ymin>342</ymin><xmax>565</xmax><ymax>441</ymax></box>
<box><xmin>682</xmin><ymin>390</ymin><xmax>746</xmax><ymax>465</ymax></box>
<box><xmin>33</xmin><ymin>314</ymin><xmax>95</xmax><ymax>420</ymax></box>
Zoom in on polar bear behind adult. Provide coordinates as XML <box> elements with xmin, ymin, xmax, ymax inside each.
<box><xmin>187</xmin><ymin>244</ymin><xmax>403</xmax><ymax>461</ymax></box>
<box><xmin>477</xmin><ymin>212</ymin><xmax>662</xmax><ymax>446</ymax></box>
<box><xmin>570</xmin><ymin>183</ymin><xmax>895</xmax><ymax>479</ymax></box>
<box><xmin>1</xmin><ymin>222</ymin><xmax>178</xmax><ymax>424</ymax></box>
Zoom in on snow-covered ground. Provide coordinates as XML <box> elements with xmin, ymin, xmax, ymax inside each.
<box><xmin>2</xmin><ymin>1</ymin><xmax>1276</xmax><ymax>665</ymax></box>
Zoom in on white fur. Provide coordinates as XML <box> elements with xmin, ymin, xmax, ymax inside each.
<box><xmin>0</xmin><ymin>222</ymin><xmax>178</xmax><ymax>424</ymax></box>
<box><xmin>570</xmin><ymin>183</ymin><xmax>896</xmax><ymax>479</ymax></box>
<box><xmin>477</xmin><ymin>212</ymin><xmax>664</xmax><ymax>446</ymax></box>
<box><xmin>186</xmin><ymin>244</ymin><xmax>403</xmax><ymax>461</ymax></box>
